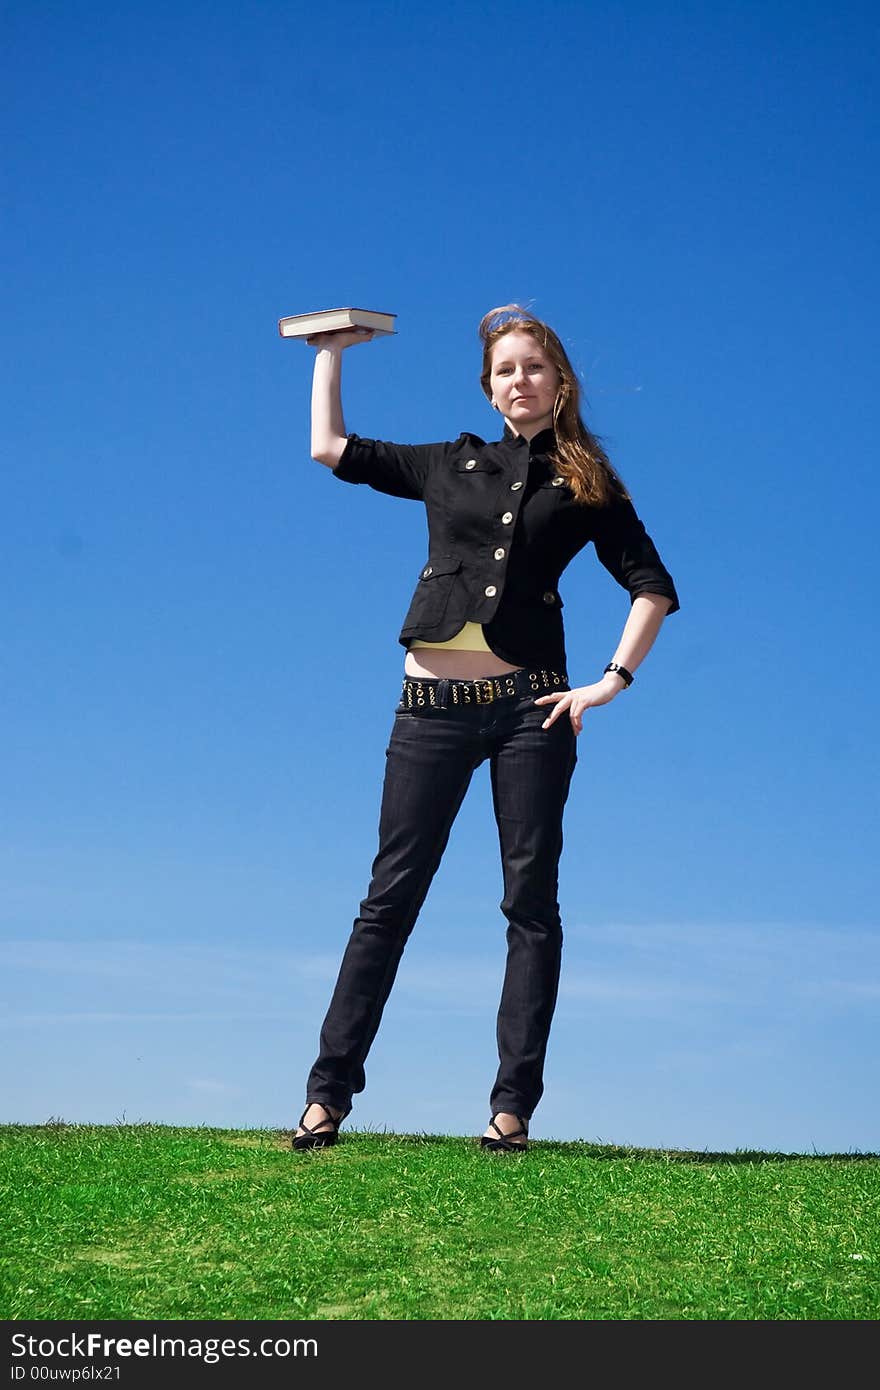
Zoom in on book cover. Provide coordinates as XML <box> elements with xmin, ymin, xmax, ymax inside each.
<box><xmin>278</xmin><ymin>306</ymin><xmax>396</xmax><ymax>339</ymax></box>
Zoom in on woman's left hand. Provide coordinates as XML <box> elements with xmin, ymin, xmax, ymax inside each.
<box><xmin>535</xmin><ymin>674</ymin><xmax>625</xmax><ymax>736</ymax></box>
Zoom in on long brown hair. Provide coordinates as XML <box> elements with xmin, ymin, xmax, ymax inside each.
<box><xmin>478</xmin><ymin>304</ymin><xmax>629</xmax><ymax>506</ymax></box>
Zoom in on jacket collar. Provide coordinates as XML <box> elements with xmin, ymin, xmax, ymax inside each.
<box><xmin>501</xmin><ymin>421</ymin><xmax>557</xmax><ymax>456</ymax></box>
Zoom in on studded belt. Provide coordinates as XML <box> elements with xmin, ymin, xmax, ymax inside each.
<box><xmin>400</xmin><ymin>667</ymin><xmax>569</xmax><ymax>710</ymax></box>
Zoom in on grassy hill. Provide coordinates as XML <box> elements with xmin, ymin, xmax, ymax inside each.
<box><xmin>2</xmin><ymin>1123</ymin><xmax>878</xmax><ymax>1320</ymax></box>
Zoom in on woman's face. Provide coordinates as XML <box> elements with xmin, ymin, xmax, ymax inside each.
<box><xmin>489</xmin><ymin>330</ymin><xmax>561</xmax><ymax>437</ymax></box>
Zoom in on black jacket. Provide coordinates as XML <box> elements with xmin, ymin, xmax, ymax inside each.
<box><xmin>332</xmin><ymin>423</ymin><xmax>680</xmax><ymax>672</ymax></box>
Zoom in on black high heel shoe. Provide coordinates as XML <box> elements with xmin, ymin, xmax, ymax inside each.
<box><xmin>480</xmin><ymin>1114</ymin><xmax>529</xmax><ymax>1153</ymax></box>
<box><xmin>291</xmin><ymin>1103</ymin><xmax>347</xmax><ymax>1151</ymax></box>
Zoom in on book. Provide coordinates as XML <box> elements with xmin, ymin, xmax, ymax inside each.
<box><xmin>277</xmin><ymin>306</ymin><xmax>396</xmax><ymax>339</ymax></box>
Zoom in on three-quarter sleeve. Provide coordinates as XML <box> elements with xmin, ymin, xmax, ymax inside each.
<box><xmin>331</xmin><ymin>433</ymin><xmax>443</xmax><ymax>501</ymax></box>
<box><xmin>592</xmin><ymin>496</ymin><xmax>680</xmax><ymax>614</ymax></box>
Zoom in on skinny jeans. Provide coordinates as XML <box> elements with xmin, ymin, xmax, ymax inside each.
<box><xmin>305</xmin><ymin>679</ymin><xmax>578</xmax><ymax>1121</ymax></box>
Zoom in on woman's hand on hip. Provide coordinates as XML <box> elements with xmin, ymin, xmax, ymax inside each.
<box><xmin>535</xmin><ymin>674</ymin><xmax>624</xmax><ymax>735</ymax></box>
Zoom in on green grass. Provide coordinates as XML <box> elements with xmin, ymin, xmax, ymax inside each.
<box><xmin>1</xmin><ymin>1123</ymin><xmax>878</xmax><ymax>1320</ymax></box>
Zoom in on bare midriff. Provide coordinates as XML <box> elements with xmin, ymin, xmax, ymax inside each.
<box><xmin>404</xmin><ymin>622</ymin><xmax>523</xmax><ymax>679</ymax></box>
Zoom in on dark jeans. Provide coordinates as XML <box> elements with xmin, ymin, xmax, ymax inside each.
<box><xmin>304</xmin><ymin>678</ymin><xmax>578</xmax><ymax>1121</ymax></box>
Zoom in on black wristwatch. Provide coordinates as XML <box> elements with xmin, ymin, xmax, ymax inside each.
<box><xmin>604</xmin><ymin>662</ymin><xmax>634</xmax><ymax>688</ymax></box>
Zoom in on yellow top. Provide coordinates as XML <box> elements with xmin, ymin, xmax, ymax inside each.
<box><xmin>409</xmin><ymin>621</ymin><xmax>493</xmax><ymax>653</ymax></box>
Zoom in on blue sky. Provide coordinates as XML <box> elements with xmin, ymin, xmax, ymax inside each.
<box><xmin>3</xmin><ymin>0</ymin><xmax>878</xmax><ymax>1153</ymax></box>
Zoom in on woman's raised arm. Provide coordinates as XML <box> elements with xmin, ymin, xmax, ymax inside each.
<box><xmin>308</xmin><ymin>328</ymin><xmax>374</xmax><ymax>469</ymax></box>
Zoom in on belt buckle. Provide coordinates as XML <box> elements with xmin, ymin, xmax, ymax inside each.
<box><xmin>474</xmin><ymin>679</ymin><xmax>495</xmax><ymax>704</ymax></box>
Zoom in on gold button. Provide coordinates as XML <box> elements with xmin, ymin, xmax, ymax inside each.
<box><xmin>464</xmin><ymin>459</ymin><xmax>477</xmax><ymax>470</ymax></box>
<box><xmin>510</xmin><ymin>481</ymin><xmax>523</xmax><ymax>491</ymax></box>
<box><xmin>501</xmin><ymin>511</ymin><xmax>513</xmax><ymax>524</ymax></box>
<box><xmin>543</xmin><ymin>591</ymin><xmax>556</xmax><ymax>604</ymax></box>
<box><xmin>552</xmin><ymin>477</ymin><xmax>564</xmax><ymax>487</ymax></box>
<box><xmin>494</xmin><ymin>547</ymin><xmax>505</xmax><ymax>560</ymax></box>
<box><xmin>485</xmin><ymin>585</ymin><xmax>497</xmax><ymax>597</ymax></box>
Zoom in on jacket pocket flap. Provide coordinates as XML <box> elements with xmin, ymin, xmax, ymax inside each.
<box><xmin>419</xmin><ymin>557</ymin><xmax>462</xmax><ymax>581</ymax></box>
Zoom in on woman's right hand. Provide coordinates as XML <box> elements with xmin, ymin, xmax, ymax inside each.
<box><xmin>306</xmin><ymin>327</ymin><xmax>375</xmax><ymax>350</ymax></box>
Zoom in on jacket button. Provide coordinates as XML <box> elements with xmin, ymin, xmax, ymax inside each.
<box><xmin>543</xmin><ymin>591</ymin><xmax>556</xmax><ymax>604</ymax></box>
<box><xmin>552</xmin><ymin>477</ymin><xmax>564</xmax><ymax>487</ymax></box>
<box><xmin>464</xmin><ymin>459</ymin><xmax>477</xmax><ymax>470</ymax></box>
<box><xmin>501</xmin><ymin>511</ymin><xmax>513</xmax><ymax>524</ymax></box>
<box><xmin>423</xmin><ymin>566</ymin><xmax>433</xmax><ymax>577</ymax></box>
<box><xmin>494</xmin><ymin>547</ymin><xmax>505</xmax><ymax>560</ymax></box>
<box><xmin>510</xmin><ymin>480</ymin><xmax>523</xmax><ymax>491</ymax></box>
<box><xmin>485</xmin><ymin>585</ymin><xmax>497</xmax><ymax>597</ymax></box>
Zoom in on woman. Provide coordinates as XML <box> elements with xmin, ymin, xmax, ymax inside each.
<box><xmin>293</xmin><ymin>304</ymin><xmax>679</xmax><ymax>1153</ymax></box>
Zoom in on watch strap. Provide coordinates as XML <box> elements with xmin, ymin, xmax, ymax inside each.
<box><xmin>604</xmin><ymin>662</ymin><xmax>634</xmax><ymax>688</ymax></box>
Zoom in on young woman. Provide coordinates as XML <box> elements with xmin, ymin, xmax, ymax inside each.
<box><xmin>293</xmin><ymin>305</ymin><xmax>679</xmax><ymax>1153</ymax></box>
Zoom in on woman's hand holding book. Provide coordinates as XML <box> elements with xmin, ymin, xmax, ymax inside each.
<box><xmin>306</xmin><ymin>327</ymin><xmax>375</xmax><ymax>350</ymax></box>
